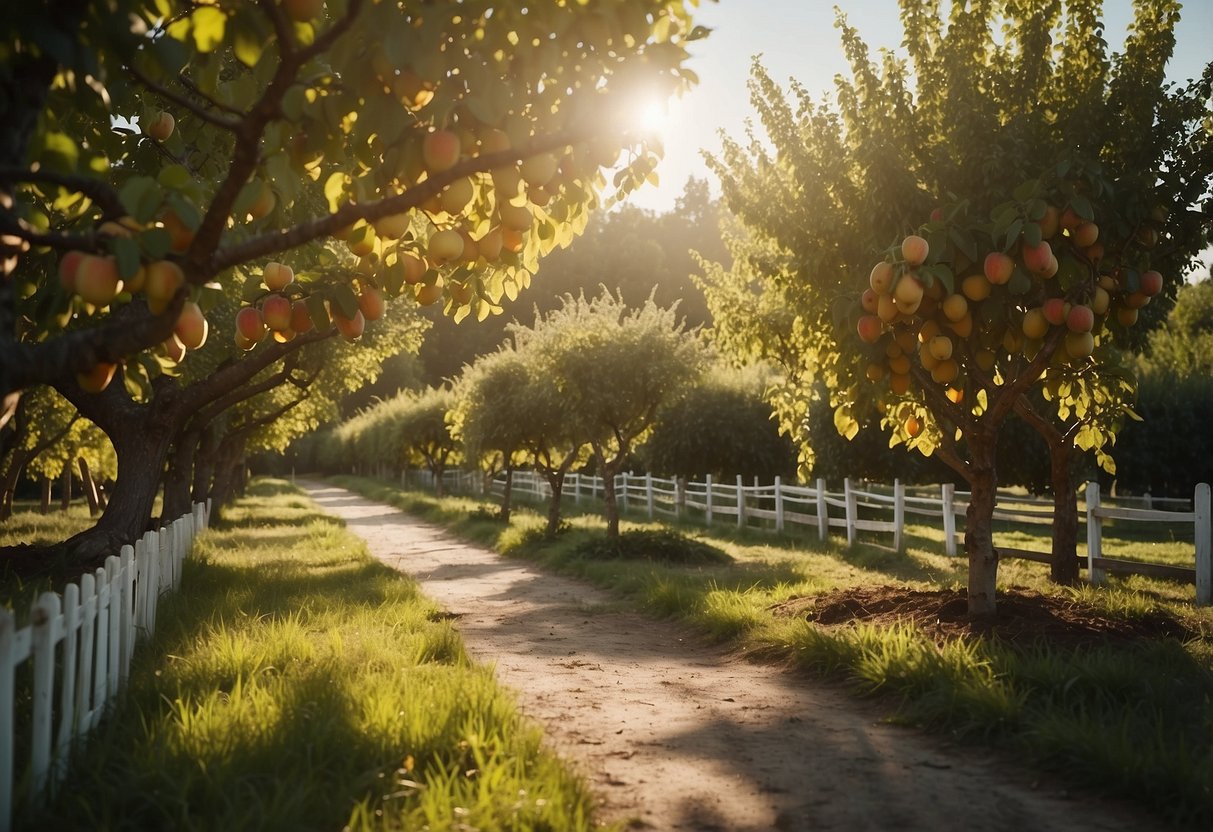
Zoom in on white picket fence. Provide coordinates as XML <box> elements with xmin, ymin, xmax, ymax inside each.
<box><xmin>438</xmin><ymin>469</ymin><xmax>1210</xmax><ymax>605</ymax></box>
<box><xmin>0</xmin><ymin>502</ymin><xmax>210</xmax><ymax>832</ymax></box>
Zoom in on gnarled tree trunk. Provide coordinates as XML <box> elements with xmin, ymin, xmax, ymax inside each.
<box><xmin>162</xmin><ymin>428</ymin><xmax>200</xmax><ymax>521</ymax></box>
<box><xmin>78</xmin><ymin>457</ymin><xmax>100</xmax><ymax>516</ymax></box>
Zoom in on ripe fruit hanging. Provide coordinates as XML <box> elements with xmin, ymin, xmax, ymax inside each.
<box><xmin>74</xmin><ymin>255</ymin><xmax>121</xmax><ymax>306</ymax></box>
<box><xmin>334</xmin><ymin>309</ymin><xmax>365</xmax><ymax>341</ymax></box>
<box><xmin>901</xmin><ymin>235</ymin><xmax>928</xmax><ymax>265</ymax></box>
<box><xmin>261</xmin><ymin>294</ymin><xmax>292</xmax><ymax>331</ymax></box>
<box><xmin>422</xmin><ymin>130</ymin><xmax>462</xmax><ymax>173</ymax></box>
<box><xmin>146</xmin><ymin>111</ymin><xmax>175</xmax><ymax>142</ymax></box>
<box><xmin>77</xmin><ymin>362</ymin><xmax>117</xmax><ymax>394</ymax></box>
<box><xmin>236</xmin><ymin>307</ymin><xmax>267</xmax><ymax>342</ymax></box>
<box><xmin>144</xmin><ymin>260</ymin><xmax>185</xmax><ymax>314</ymax></box>
<box><xmin>263</xmin><ymin>262</ymin><xmax>294</xmax><ymax>291</ymax></box>
<box><xmin>174</xmin><ymin>301</ymin><xmax>209</xmax><ymax>349</ymax></box>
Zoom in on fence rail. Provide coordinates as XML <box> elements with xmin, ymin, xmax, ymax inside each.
<box><xmin>444</xmin><ymin>469</ymin><xmax>1211</xmax><ymax>606</ymax></box>
<box><xmin>0</xmin><ymin>502</ymin><xmax>210</xmax><ymax>832</ymax></box>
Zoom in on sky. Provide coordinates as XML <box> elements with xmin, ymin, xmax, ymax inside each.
<box><xmin>625</xmin><ymin>0</ymin><xmax>1213</xmax><ymax>214</ymax></box>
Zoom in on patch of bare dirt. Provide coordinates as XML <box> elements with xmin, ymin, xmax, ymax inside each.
<box><xmin>305</xmin><ymin>482</ymin><xmax>1169</xmax><ymax>831</ymax></box>
<box><xmin>771</xmin><ymin>585</ymin><xmax>1194</xmax><ymax>647</ymax></box>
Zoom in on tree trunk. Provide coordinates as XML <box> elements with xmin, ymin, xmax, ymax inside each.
<box><xmin>964</xmin><ymin>437</ymin><xmax>999</xmax><ymax>618</ymax></box>
<box><xmin>544</xmin><ymin>470</ymin><xmax>566</xmax><ymax>536</ymax></box>
<box><xmin>499</xmin><ymin>465</ymin><xmax>514</xmax><ymax>522</ymax></box>
<box><xmin>59</xmin><ymin>465</ymin><xmax>71</xmax><ymax>511</ymax></box>
<box><xmin>597</xmin><ymin>448</ymin><xmax>624</xmax><ymax>538</ymax></box>
<box><xmin>430</xmin><ymin>460</ymin><xmax>446</xmax><ymax>497</ymax></box>
<box><xmin>39</xmin><ymin>477</ymin><xmax>51</xmax><ymax>514</ymax></box>
<box><xmin>78</xmin><ymin>457</ymin><xmax>100</xmax><ymax>516</ymax></box>
<box><xmin>1048</xmin><ymin>440</ymin><xmax>1080</xmax><ymax>585</ymax></box>
<box><xmin>0</xmin><ymin>449</ymin><xmax>31</xmax><ymax>521</ymax></box>
<box><xmin>192</xmin><ymin>423</ymin><xmax>221</xmax><ymax>503</ymax></box>
<box><xmin>163</xmin><ymin>429</ymin><xmax>199</xmax><ymax>521</ymax></box>
<box><xmin>60</xmin><ymin>413</ymin><xmax>177</xmax><ymax>563</ymax></box>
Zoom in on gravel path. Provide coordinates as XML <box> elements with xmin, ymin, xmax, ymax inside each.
<box><xmin>304</xmin><ymin>482</ymin><xmax>1156</xmax><ymax>831</ymax></box>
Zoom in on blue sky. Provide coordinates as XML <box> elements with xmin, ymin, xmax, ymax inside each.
<box><xmin>626</xmin><ymin>0</ymin><xmax>1213</xmax><ymax>213</ymax></box>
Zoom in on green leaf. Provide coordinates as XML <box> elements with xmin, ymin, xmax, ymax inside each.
<box><xmin>1070</xmin><ymin>194</ymin><xmax>1094</xmax><ymax>222</ymax></box>
<box><xmin>1004</xmin><ymin>218</ymin><xmax>1023</xmax><ymax>249</ymax></box>
<box><xmin>119</xmin><ymin>177</ymin><xmax>161</xmax><ymax>223</ymax></box>
<box><xmin>110</xmin><ymin>237</ymin><xmax>142</xmax><ymax>280</ymax></box>
<box><xmin>833</xmin><ymin>406</ymin><xmax>859</xmax><ymax>441</ymax></box>
<box><xmin>138</xmin><ymin>227</ymin><xmax>172</xmax><ymax>260</ymax></box>
<box><xmin>157</xmin><ymin>164</ymin><xmax>192</xmax><ymax>190</ymax></box>
<box><xmin>324</xmin><ymin>172</ymin><xmax>346</xmax><ymax>213</ymax></box>
<box><xmin>191</xmin><ymin>6</ymin><xmax>227</xmax><ymax>53</ymax></box>
<box><xmin>1007</xmin><ymin>268</ymin><xmax>1032</xmax><ymax>295</ymax></box>
<box><xmin>1022</xmin><ymin>221</ymin><xmax>1042</xmax><ymax>248</ymax></box>
<box><xmin>948</xmin><ymin>227</ymin><xmax>977</xmax><ymax>262</ymax></box>
<box><xmin>1012</xmin><ymin>179</ymin><xmax>1040</xmax><ymax>202</ymax></box>
<box><xmin>332</xmin><ymin>282</ymin><xmax>360</xmax><ymax>319</ymax></box>
<box><xmin>306</xmin><ymin>294</ymin><xmax>331</xmax><ymax>330</ymax></box>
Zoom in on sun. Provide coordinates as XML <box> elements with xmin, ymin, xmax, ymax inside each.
<box><xmin>634</xmin><ymin>96</ymin><xmax>671</xmax><ymax>138</ymax></box>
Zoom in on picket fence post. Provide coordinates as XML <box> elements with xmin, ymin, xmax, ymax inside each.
<box><xmin>119</xmin><ymin>546</ymin><xmax>135</xmax><ymax>684</ymax></box>
<box><xmin>816</xmin><ymin>478</ymin><xmax>828</xmax><ymax>541</ymax></box>
<box><xmin>1196</xmin><ymin>482</ymin><xmax>1211</xmax><ymax>605</ymax></box>
<box><xmin>736</xmin><ymin>475</ymin><xmax>745</xmax><ymax>530</ymax></box>
<box><xmin>893</xmin><ymin>480</ymin><xmax>905</xmax><ymax>553</ymax></box>
<box><xmin>646</xmin><ymin>474</ymin><xmax>654</xmax><ymax>519</ymax></box>
<box><xmin>56</xmin><ymin>583</ymin><xmax>79</xmax><ymax>778</ymax></box>
<box><xmin>75</xmin><ymin>573</ymin><xmax>96</xmax><ymax>739</ymax></box>
<box><xmin>774</xmin><ymin>476</ymin><xmax>784</xmax><ymax>533</ymax></box>
<box><xmin>705</xmin><ymin>475</ymin><xmax>713</xmax><ymax>525</ymax></box>
<box><xmin>942</xmin><ymin>483</ymin><xmax>957</xmax><ymax>556</ymax></box>
<box><xmin>844</xmin><ymin>478</ymin><xmax>857</xmax><ymax>547</ymax></box>
<box><xmin>1086</xmin><ymin>482</ymin><xmax>1105</xmax><ymax>585</ymax></box>
<box><xmin>30</xmin><ymin>593</ymin><xmax>59</xmax><ymax>803</ymax></box>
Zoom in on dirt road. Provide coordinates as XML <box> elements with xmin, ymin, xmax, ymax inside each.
<box><xmin>304</xmin><ymin>483</ymin><xmax>1154</xmax><ymax>831</ymax></box>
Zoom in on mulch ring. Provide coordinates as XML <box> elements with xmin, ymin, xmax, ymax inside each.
<box><xmin>770</xmin><ymin>585</ymin><xmax>1198</xmax><ymax>647</ymax></box>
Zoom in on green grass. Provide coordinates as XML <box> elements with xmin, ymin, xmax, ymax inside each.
<box><xmin>22</xmin><ymin>479</ymin><xmax>603</xmax><ymax>831</ymax></box>
<box><xmin>334</xmin><ymin>475</ymin><xmax>1213</xmax><ymax>826</ymax></box>
<box><xmin>0</xmin><ymin>503</ymin><xmax>97</xmax><ymax>612</ymax></box>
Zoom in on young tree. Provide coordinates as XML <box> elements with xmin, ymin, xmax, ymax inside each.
<box><xmin>701</xmin><ymin>1</ymin><xmax>1212</xmax><ymax>614</ymax></box>
<box><xmin>524</xmin><ymin>291</ymin><xmax>706</xmax><ymax>537</ymax></box>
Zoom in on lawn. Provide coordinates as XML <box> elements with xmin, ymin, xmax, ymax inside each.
<box><xmin>17</xmin><ymin>480</ymin><xmax>602</xmax><ymax>831</ymax></box>
<box><xmin>333</xmin><ymin>474</ymin><xmax>1213</xmax><ymax>827</ymax></box>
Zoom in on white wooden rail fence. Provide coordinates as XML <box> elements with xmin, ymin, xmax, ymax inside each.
<box><xmin>0</xmin><ymin>502</ymin><xmax>210</xmax><ymax>832</ymax></box>
<box><xmin>395</xmin><ymin>467</ymin><xmax>1212</xmax><ymax>606</ymax></box>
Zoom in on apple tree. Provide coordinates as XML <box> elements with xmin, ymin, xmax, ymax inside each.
<box><xmin>0</xmin><ymin>0</ymin><xmax>706</xmax><ymax>561</ymax></box>
<box><xmin>700</xmin><ymin>0</ymin><xmax>1212</xmax><ymax>614</ymax></box>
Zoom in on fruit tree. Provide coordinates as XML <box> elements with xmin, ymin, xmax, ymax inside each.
<box><xmin>699</xmin><ymin>0</ymin><xmax>1212</xmax><ymax>615</ymax></box>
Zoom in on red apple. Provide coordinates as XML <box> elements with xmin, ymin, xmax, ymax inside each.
<box><xmin>1139</xmin><ymin>270</ymin><xmax>1163</xmax><ymax>297</ymax></box>
<box><xmin>983</xmin><ymin>251</ymin><xmax>1014</xmax><ymax>285</ymax></box>
<box><xmin>856</xmin><ymin>315</ymin><xmax>882</xmax><ymax>343</ymax></box>
<box><xmin>290</xmin><ymin>301</ymin><xmax>314</xmax><ymax>333</ymax></box>
<box><xmin>334</xmin><ymin>309</ymin><xmax>365</xmax><ymax>341</ymax></box>
<box><xmin>263</xmin><ymin>261</ymin><xmax>294</xmax><ymax>291</ymax></box>
<box><xmin>1066</xmin><ymin>304</ymin><xmax>1094</xmax><ymax>333</ymax></box>
<box><xmin>75</xmin><ymin>255</ymin><xmax>122</xmax><ymax>306</ymax></box>
<box><xmin>358</xmin><ymin>285</ymin><xmax>386</xmax><ymax>321</ymax></box>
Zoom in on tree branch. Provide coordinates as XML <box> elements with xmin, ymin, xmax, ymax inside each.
<box><xmin>207</xmin><ymin>135</ymin><xmax>587</xmax><ymax>274</ymax></box>
<box><xmin>126</xmin><ymin>62</ymin><xmax>241</xmax><ymax>131</ymax></box>
<box><xmin>987</xmin><ymin>324</ymin><xmax>1066</xmax><ymax>425</ymax></box>
<box><xmin>7</xmin><ymin>296</ymin><xmax>184</xmax><ymax>402</ymax></box>
<box><xmin>0</xmin><ymin>166</ymin><xmax>126</xmax><ymax>218</ymax></box>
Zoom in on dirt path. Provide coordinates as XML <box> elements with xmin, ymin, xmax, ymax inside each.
<box><xmin>304</xmin><ymin>483</ymin><xmax>1156</xmax><ymax>831</ymax></box>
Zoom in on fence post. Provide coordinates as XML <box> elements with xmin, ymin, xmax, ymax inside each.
<box><xmin>56</xmin><ymin>584</ymin><xmax>79</xmax><ymax>778</ymax></box>
<box><xmin>119</xmin><ymin>546</ymin><xmax>135</xmax><ymax>683</ymax></box>
<box><xmin>646</xmin><ymin>474</ymin><xmax>654</xmax><ymax>519</ymax></box>
<box><xmin>942</xmin><ymin>483</ymin><xmax>957</xmax><ymax>556</ymax></box>
<box><xmin>30</xmin><ymin>592</ymin><xmax>60</xmax><ymax>803</ymax></box>
<box><xmin>1086</xmin><ymin>482</ymin><xmax>1105</xmax><ymax>585</ymax></box>
<box><xmin>893</xmin><ymin>479</ymin><xmax>905</xmax><ymax>552</ymax></box>
<box><xmin>1</xmin><ymin>609</ymin><xmax>15</xmax><ymax>832</ymax></box>
<box><xmin>1196</xmin><ymin>482</ymin><xmax>1211</xmax><ymax>606</ymax></box>
<box><xmin>75</xmin><ymin>573</ymin><xmax>96</xmax><ymax>739</ymax></box>
<box><xmin>844</xmin><ymin>478</ymin><xmax>857</xmax><ymax>547</ymax></box>
<box><xmin>675</xmin><ymin>477</ymin><xmax>686</xmax><ymax>519</ymax></box>
<box><xmin>816</xmin><ymin>478</ymin><xmax>828</xmax><ymax>541</ymax></box>
<box><xmin>736</xmin><ymin>474</ymin><xmax>746</xmax><ymax>530</ymax></box>
<box><xmin>705</xmin><ymin>474</ymin><xmax>713</xmax><ymax>525</ymax></box>
<box><xmin>573</xmin><ymin>473</ymin><xmax>580</xmax><ymax>505</ymax></box>
<box><xmin>774</xmin><ymin>476</ymin><xmax>784</xmax><ymax>533</ymax></box>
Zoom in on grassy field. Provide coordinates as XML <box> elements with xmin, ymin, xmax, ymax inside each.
<box><xmin>333</xmin><ymin>475</ymin><xmax>1213</xmax><ymax>827</ymax></box>
<box><xmin>17</xmin><ymin>480</ymin><xmax>603</xmax><ymax>831</ymax></box>
<box><xmin>0</xmin><ymin>503</ymin><xmax>97</xmax><ymax>612</ymax></box>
